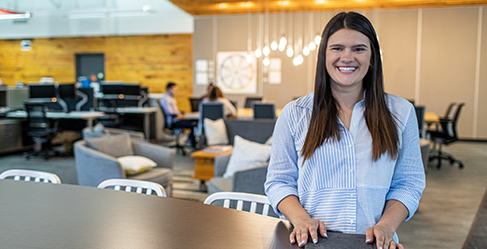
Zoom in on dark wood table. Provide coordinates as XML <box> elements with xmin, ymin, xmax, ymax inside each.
<box><xmin>0</xmin><ymin>180</ymin><xmax>296</xmax><ymax>249</ymax></box>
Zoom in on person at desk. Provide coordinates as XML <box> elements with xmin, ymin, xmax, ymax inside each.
<box><xmin>199</xmin><ymin>82</ymin><xmax>214</xmax><ymax>102</ymax></box>
<box><xmin>160</xmin><ymin>82</ymin><xmax>197</xmax><ymax>149</ymax></box>
<box><xmin>200</xmin><ymin>86</ymin><xmax>236</xmax><ymax>117</ymax></box>
<box><xmin>264</xmin><ymin>12</ymin><xmax>425</xmax><ymax>249</ymax></box>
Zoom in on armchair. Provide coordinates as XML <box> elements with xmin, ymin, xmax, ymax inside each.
<box><xmin>74</xmin><ymin>135</ymin><xmax>174</xmax><ymax>196</ymax></box>
<box><xmin>208</xmin><ymin>153</ymin><xmax>268</xmax><ymax>195</ymax></box>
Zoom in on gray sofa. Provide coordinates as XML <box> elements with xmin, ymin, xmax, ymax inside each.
<box><xmin>207</xmin><ymin>119</ymin><xmax>275</xmax><ymax>195</ymax></box>
<box><xmin>74</xmin><ymin>136</ymin><xmax>174</xmax><ymax>196</ymax></box>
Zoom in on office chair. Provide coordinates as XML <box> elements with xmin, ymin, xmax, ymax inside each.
<box><xmin>244</xmin><ymin>97</ymin><xmax>263</xmax><ymax>108</ymax></box>
<box><xmin>229</xmin><ymin>100</ymin><xmax>238</xmax><ymax>111</ymax></box>
<box><xmin>0</xmin><ymin>169</ymin><xmax>61</xmax><ymax>183</ymax></box>
<box><xmin>427</xmin><ymin>102</ymin><xmax>465</xmax><ymax>169</ymax></box>
<box><xmin>157</xmin><ymin>101</ymin><xmax>187</xmax><ymax>155</ymax></box>
<box><xmin>427</xmin><ymin>102</ymin><xmax>456</xmax><ymax>130</ymax></box>
<box><xmin>24</xmin><ymin>103</ymin><xmax>60</xmax><ymax>160</ymax></box>
<box><xmin>414</xmin><ymin>105</ymin><xmax>426</xmax><ymax>138</ymax></box>
<box><xmin>189</xmin><ymin>97</ymin><xmax>201</xmax><ymax>112</ymax></box>
<box><xmin>97</xmin><ymin>179</ymin><xmax>167</xmax><ymax>197</ymax></box>
<box><xmin>252</xmin><ymin>103</ymin><xmax>276</xmax><ymax>119</ymax></box>
<box><xmin>198</xmin><ymin>103</ymin><xmax>225</xmax><ymax>148</ymax></box>
<box><xmin>204</xmin><ymin>192</ymin><xmax>274</xmax><ymax>217</ymax></box>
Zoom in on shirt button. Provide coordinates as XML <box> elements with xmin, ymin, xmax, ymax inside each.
<box><xmin>349</xmin><ymin>169</ymin><xmax>353</xmax><ymax>173</ymax></box>
<box><xmin>353</xmin><ymin>123</ymin><xmax>357</xmax><ymax>127</ymax></box>
<box><xmin>348</xmin><ymin>144</ymin><xmax>352</xmax><ymax>148</ymax></box>
<box><xmin>349</xmin><ymin>194</ymin><xmax>354</xmax><ymax>197</ymax></box>
<box><xmin>350</xmin><ymin>219</ymin><xmax>354</xmax><ymax>224</ymax></box>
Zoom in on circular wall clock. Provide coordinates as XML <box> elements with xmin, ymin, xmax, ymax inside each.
<box><xmin>218</xmin><ymin>53</ymin><xmax>254</xmax><ymax>90</ymax></box>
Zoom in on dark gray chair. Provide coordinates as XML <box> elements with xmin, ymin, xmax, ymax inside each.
<box><xmin>428</xmin><ymin>102</ymin><xmax>465</xmax><ymax>168</ymax></box>
<box><xmin>23</xmin><ymin>103</ymin><xmax>60</xmax><ymax>160</ymax></box>
<box><xmin>252</xmin><ymin>102</ymin><xmax>276</xmax><ymax>119</ymax></box>
<box><xmin>415</xmin><ymin>105</ymin><xmax>426</xmax><ymax>138</ymax></box>
<box><xmin>244</xmin><ymin>97</ymin><xmax>263</xmax><ymax>108</ymax></box>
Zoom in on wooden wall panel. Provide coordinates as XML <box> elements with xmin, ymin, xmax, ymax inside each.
<box><xmin>0</xmin><ymin>34</ymin><xmax>193</xmax><ymax>112</ymax></box>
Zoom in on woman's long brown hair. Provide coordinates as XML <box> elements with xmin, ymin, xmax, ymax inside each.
<box><xmin>301</xmin><ymin>12</ymin><xmax>399</xmax><ymax>163</ymax></box>
<box><xmin>208</xmin><ymin>86</ymin><xmax>224</xmax><ymax>101</ymax></box>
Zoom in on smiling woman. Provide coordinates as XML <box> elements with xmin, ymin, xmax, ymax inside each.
<box><xmin>264</xmin><ymin>11</ymin><xmax>426</xmax><ymax>249</ymax></box>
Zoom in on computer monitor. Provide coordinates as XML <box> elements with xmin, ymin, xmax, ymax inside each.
<box><xmin>123</xmin><ymin>84</ymin><xmax>140</xmax><ymax>96</ymax></box>
<box><xmin>58</xmin><ymin>84</ymin><xmax>76</xmax><ymax>99</ymax></box>
<box><xmin>101</xmin><ymin>84</ymin><xmax>123</xmax><ymax>95</ymax></box>
<box><xmin>29</xmin><ymin>84</ymin><xmax>57</xmax><ymax>99</ymax></box>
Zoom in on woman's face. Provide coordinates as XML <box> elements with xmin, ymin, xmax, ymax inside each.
<box><xmin>325</xmin><ymin>28</ymin><xmax>371</xmax><ymax>90</ymax></box>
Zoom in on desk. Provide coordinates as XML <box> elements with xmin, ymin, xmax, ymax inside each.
<box><xmin>0</xmin><ymin>180</ymin><xmax>296</xmax><ymax>249</ymax></box>
<box><xmin>185</xmin><ymin>108</ymin><xmax>282</xmax><ymax>121</ymax></box>
<box><xmin>116</xmin><ymin>107</ymin><xmax>157</xmax><ymax>140</ymax></box>
<box><xmin>190</xmin><ymin>148</ymin><xmax>233</xmax><ymax>183</ymax></box>
<box><xmin>6</xmin><ymin>110</ymin><xmax>104</xmax><ymax>128</ymax></box>
<box><xmin>425</xmin><ymin>112</ymin><xmax>439</xmax><ymax>124</ymax></box>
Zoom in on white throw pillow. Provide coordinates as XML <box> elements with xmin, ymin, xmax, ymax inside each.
<box><xmin>204</xmin><ymin>118</ymin><xmax>228</xmax><ymax>145</ymax></box>
<box><xmin>223</xmin><ymin>135</ymin><xmax>272</xmax><ymax>178</ymax></box>
<box><xmin>265</xmin><ymin>135</ymin><xmax>273</xmax><ymax>145</ymax></box>
<box><xmin>117</xmin><ymin>155</ymin><xmax>157</xmax><ymax>176</ymax></box>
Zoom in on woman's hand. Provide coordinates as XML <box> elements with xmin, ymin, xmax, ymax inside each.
<box><xmin>365</xmin><ymin>224</ymin><xmax>404</xmax><ymax>249</ymax></box>
<box><xmin>289</xmin><ymin>216</ymin><xmax>327</xmax><ymax>247</ymax></box>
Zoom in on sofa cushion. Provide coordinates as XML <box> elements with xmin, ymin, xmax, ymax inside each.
<box><xmin>85</xmin><ymin>134</ymin><xmax>134</xmax><ymax>158</ymax></box>
<box><xmin>129</xmin><ymin>167</ymin><xmax>173</xmax><ymax>195</ymax></box>
<box><xmin>223</xmin><ymin>135</ymin><xmax>272</xmax><ymax>178</ymax></box>
<box><xmin>117</xmin><ymin>155</ymin><xmax>157</xmax><ymax>176</ymax></box>
<box><xmin>207</xmin><ymin>177</ymin><xmax>232</xmax><ymax>195</ymax></box>
<box><xmin>204</xmin><ymin>118</ymin><xmax>229</xmax><ymax>145</ymax></box>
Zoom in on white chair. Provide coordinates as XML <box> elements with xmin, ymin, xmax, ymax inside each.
<box><xmin>204</xmin><ymin>192</ymin><xmax>272</xmax><ymax>216</ymax></box>
<box><xmin>0</xmin><ymin>169</ymin><xmax>61</xmax><ymax>183</ymax></box>
<box><xmin>97</xmin><ymin>179</ymin><xmax>167</xmax><ymax>197</ymax></box>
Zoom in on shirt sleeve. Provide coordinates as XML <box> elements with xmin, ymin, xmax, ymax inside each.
<box><xmin>264</xmin><ymin>103</ymin><xmax>300</xmax><ymax>216</ymax></box>
<box><xmin>386</xmin><ymin>104</ymin><xmax>426</xmax><ymax>221</ymax></box>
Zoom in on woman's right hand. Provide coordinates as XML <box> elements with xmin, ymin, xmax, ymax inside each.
<box><xmin>289</xmin><ymin>216</ymin><xmax>327</xmax><ymax>247</ymax></box>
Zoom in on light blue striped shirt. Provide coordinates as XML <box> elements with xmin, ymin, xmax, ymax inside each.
<box><xmin>265</xmin><ymin>93</ymin><xmax>425</xmax><ymax>235</ymax></box>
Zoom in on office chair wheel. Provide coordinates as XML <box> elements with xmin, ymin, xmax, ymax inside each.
<box><xmin>459</xmin><ymin>163</ymin><xmax>464</xmax><ymax>169</ymax></box>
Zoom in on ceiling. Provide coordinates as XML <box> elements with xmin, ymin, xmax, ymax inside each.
<box><xmin>168</xmin><ymin>0</ymin><xmax>487</xmax><ymax>15</ymax></box>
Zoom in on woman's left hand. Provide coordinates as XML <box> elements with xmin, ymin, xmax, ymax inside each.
<box><xmin>365</xmin><ymin>224</ymin><xmax>403</xmax><ymax>249</ymax></box>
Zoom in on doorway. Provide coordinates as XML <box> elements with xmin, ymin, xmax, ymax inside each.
<box><xmin>75</xmin><ymin>53</ymin><xmax>105</xmax><ymax>83</ymax></box>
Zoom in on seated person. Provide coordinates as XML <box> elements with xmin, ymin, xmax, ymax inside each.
<box><xmin>199</xmin><ymin>82</ymin><xmax>214</xmax><ymax>102</ymax></box>
<box><xmin>200</xmin><ymin>86</ymin><xmax>237</xmax><ymax>117</ymax></box>
<box><xmin>159</xmin><ymin>82</ymin><xmax>197</xmax><ymax>149</ymax></box>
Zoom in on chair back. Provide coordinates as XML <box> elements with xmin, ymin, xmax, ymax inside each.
<box><xmin>244</xmin><ymin>97</ymin><xmax>263</xmax><ymax>108</ymax></box>
<box><xmin>201</xmin><ymin>103</ymin><xmax>224</xmax><ymax>121</ymax></box>
<box><xmin>449</xmin><ymin>103</ymin><xmax>465</xmax><ymax>139</ymax></box>
<box><xmin>157</xmin><ymin>100</ymin><xmax>172</xmax><ymax>130</ymax></box>
<box><xmin>443</xmin><ymin>102</ymin><xmax>457</xmax><ymax>119</ymax></box>
<box><xmin>0</xmin><ymin>169</ymin><xmax>61</xmax><ymax>183</ymax></box>
<box><xmin>415</xmin><ymin>105</ymin><xmax>426</xmax><ymax>138</ymax></box>
<box><xmin>25</xmin><ymin>103</ymin><xmax>51</xmax><ymax>137</ymax></box>
<box><xmin>189</xmin><ymin>98</ymin><xmax>201</xmax><ymax>112</ymax></box>
<box><xmin>97</xmin><ymin>179</ymin><xmax>167</xmax><ymax>197</ymax></box>
<box><xmin>204</xmin><ymin>192</ymin><xmax>272</xmax><ymax>216</ymax></box>
<box><xmin>252</xmin><ymin>103</ymin><xmax>276</xmax><ymax>119</ymax></box>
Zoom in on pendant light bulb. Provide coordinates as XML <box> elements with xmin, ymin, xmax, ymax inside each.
<box><xmin>308</xmin><ymin>41</ymin><xmax>316</xmax><ymax>51</ymax></box>
<box><xmin>286</xmin><ymin>46</ymin><xmax>294</xmax><ymax>58</ymax></box>
<box><xmin>263</xmin><ymin>46</ymin><xmax>270</xmax><ymax>56</ymax></box>
<box><xmin>255</xmin><ymin>48</ymin><xmax>262</xmax><ymax>58</ymax></box>
<box><xmin>314</xmin><ymin>34</ymin><xmax>322</xmax><ymax>45</ymax></box>
<box><xmin>246</xmin><ymin>53</ymin><xmax>253</xmax><ymax>63</ymax></box>
<box><xmin>293</xmin><ymin>57</ymin><xmax>299</xmax><ymax>66</ymax></box>
<box><xmin>271</xmin><ymin>41</ymin><xmax>278</xmax><ymax>51</ymax></box>
<box><xmin>263</xmin><ymin>57</ymin><xmax>270</xmax><ymax>67</ymax></box>
<box><xmin>303</xmin><ymin>46</ymin><xmax>310</xmax><ymax>56</ymax></box>
<box><xmin>279</xmin><ymin>35</ymin><xmax>287</xmax><ymax>47</ymax></box>
<box><xmin>278</xmin><ymin>42</ymin><xmax>286</xmax><ymax>52</ymax></box>
<box><xmin>297</xmin><ymin>54</ymin><xmax>304</xmax><ymax>65</ymax></box>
